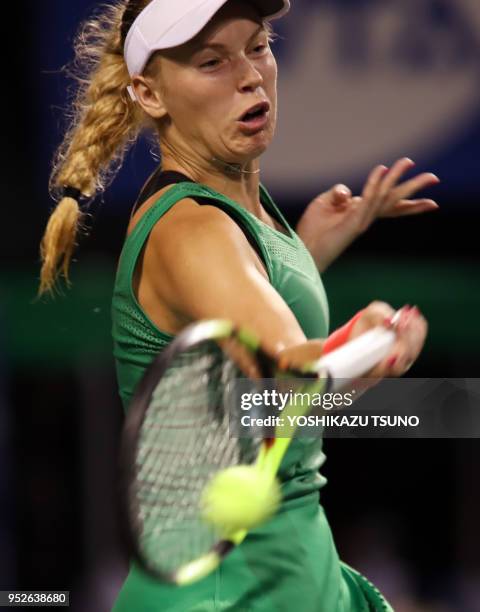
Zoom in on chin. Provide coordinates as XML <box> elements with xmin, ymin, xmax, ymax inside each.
<box><xmin>237</xmin><ymin>133</ymin><xmax>273</xmax><ymax>161</ymax></box>
<box><xmin>226</xmin><ymin>119</ymin><xmax>275</xmax><ymax>161</ymax></box>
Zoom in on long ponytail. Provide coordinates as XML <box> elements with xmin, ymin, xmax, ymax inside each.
<box><xmin>39</xmin><ymin>1</ymin><xmax>150</xmax><ymax>296</ymax></box>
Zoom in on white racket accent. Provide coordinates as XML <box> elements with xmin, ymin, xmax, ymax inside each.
<box><xmin>316</xmin><ymin>326</ymin><xmax>396</xmax><ymax>390</ymax></box>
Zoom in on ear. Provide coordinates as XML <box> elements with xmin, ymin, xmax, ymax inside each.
<box><xmin>131</xmin><ymin>76</ymin><xmax>168</xmax><ymax>120</ymax></box>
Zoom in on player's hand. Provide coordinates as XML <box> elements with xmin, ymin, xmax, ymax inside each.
<box><xmin>296</xmin><ymin>158</ymin><xmax>440</xmax><ymax>272</ymax></box>
<box><xmin>349</xmin><ymin>301</ymin><xmax>428</xmax><ymax>378</ymax></box>
<box><xmin>354</xmin><ymin>157</ymin><xmax>440</xmax><ymax>224</ymax></box>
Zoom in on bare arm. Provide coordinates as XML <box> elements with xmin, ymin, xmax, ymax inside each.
<box><xmin>139</xmin><ymin>199</ymin><xmax>311</xmax><ymax>358</ymax></box>
<box><xmin>137</xmin><ymin>197</ymin><xmax>427</xmax><ymax>374</ymax></box>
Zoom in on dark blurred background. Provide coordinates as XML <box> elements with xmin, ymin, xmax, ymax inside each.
<box><xmin>2</xmin><ymin>1</ymin><xmax>479</xmax><ymax>610</ymax></box>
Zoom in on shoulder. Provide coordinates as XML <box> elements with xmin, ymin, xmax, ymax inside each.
<box><xmin>149</xmin><ymin>196</ymin><xmax>260</xmax><ymax>266</ymax></box>
<box><xmin>140</xmin><ymin>196</ymin><xmax>268</xmax><ymax>317</ymax></box>
<box><xmin>129</xmin><ymin>186</ymin><xmax>251</xmax><ymax>248</ymax></box>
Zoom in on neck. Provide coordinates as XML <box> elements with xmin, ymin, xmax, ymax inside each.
<box><xmin>159</xmin><ymin>139</ymin><xmax>263</xmax><ymax>216</ymax></box>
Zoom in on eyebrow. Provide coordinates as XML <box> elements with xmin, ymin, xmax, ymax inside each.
<box><xmin>194</xmin><ymin>24</ymin><xmax>266</xmax><ymax>53</ymax></box>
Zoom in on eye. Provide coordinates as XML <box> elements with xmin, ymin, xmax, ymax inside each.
<box><xmin>249</xmin><ymin>38</ymin><xmax>271</xmax><ymax>58</ymax></box>
<box><xmin>200</xmin><ymin>58</ymin><xmax>221</xmax><ymax>69</ymax></box>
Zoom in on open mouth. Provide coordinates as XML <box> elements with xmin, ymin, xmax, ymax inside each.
<box><xmin>239</xmin><ymin>101</ymin><xmax>270</xmax><ymax>123</ymax></box>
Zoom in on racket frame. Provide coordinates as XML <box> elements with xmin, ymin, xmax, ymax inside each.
<box><xmin>119</xmin><ymin>317</ymin><xmax>395</xmax><ymax>585</ymax></box>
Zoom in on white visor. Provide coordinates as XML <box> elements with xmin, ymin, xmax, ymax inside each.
<box><xmin>124</xmin><ymin>0</ymin><xmax>290</xmax><ymax>79</ymax></box>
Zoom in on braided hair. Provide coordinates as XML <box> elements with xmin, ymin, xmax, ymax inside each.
<box><xmin>39</xmin><ymin>0</ymin><xmax>151</xmax><ymax>296</ymax></box>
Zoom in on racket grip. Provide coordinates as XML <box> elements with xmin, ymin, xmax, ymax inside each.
<box><xmin>316</xmin><ymin>326</ymin><xmax>396</xmax><ymax>390</ymax></box>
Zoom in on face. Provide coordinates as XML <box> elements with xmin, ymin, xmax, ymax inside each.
<box><xmin>136</xmin><ymin>0</ymin><xmax>278</xmax><ymax>166</ymax></box>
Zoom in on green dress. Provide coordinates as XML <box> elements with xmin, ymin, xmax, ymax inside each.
<box><xmin>111</xmin><ymin>182</ymin><xmax>393</xmax><ymax>611</ymax></box>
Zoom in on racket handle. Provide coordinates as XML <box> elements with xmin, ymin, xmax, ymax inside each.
<box><xmin>316</xmin><ymin>326</ymin><xmax>396</xmax><ymax>390</ymax></box>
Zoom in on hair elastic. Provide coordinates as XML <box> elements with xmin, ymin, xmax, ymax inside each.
<box><xmin>62</xmin><ymin>186</ymin><xmax>82</xmax><ymax>201</ymax></box>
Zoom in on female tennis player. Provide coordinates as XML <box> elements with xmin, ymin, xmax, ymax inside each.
<box><xmin>39</xmin><ymin>1</ymin><xmax>437</xmax><ymax>610</ymax></box>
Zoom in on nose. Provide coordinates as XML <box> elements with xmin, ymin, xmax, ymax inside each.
<box><xmin>236</xmin><ymin>55</ymin><xmax>264</xmax><ymax>92</ymax></box>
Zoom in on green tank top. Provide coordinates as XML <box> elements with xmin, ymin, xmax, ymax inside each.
<box><xmin>111</xmin><ymin>182</ymin><xmax>392</xmax><ymax>612</ymax></box>
<box><xmin>112</xmin><ymin>181</ymin><xmax>329</xmax><ymax>405</ymax></box>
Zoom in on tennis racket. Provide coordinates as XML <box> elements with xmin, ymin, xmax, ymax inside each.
<box><xmin>119</xmin><ymin>317</ymin><xmax>398</xmax><ymax>585</ymax></box>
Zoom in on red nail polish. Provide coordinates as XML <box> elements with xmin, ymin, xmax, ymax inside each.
<box><xmin>387</xmin><ymin>356</ymin><xmax>398</xmax><ymax>368</ymax></box>
<box><xmin>383</xmin><ymin>316</ymin><xmax>394</xmax><ymax>328</ymax></box>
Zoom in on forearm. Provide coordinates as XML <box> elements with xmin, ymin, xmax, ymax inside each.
<box><xmin>277</xmin><ymin>309</ymin><xmax>365</xmax><ymax>369</ymax></box>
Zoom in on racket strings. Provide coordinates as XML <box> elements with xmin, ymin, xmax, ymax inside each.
<box><xmin>130</xmin><ymin>340</ymin><xmax>260</xmax><ymax>574</ymax></box>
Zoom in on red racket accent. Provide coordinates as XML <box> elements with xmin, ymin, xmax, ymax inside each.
<box><xmin>322</xmin><ymin>309</ymin><xmax>365</xmax><ymax>355</ymax></box>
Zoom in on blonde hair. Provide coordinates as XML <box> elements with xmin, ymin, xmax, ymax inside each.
<box><xmin>38</xmin><ymin>0</ymin><xmax>151</xmax><ymax>296</ymax></box>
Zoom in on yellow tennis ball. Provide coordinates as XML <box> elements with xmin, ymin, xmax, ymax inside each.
<box><xmin>201</xmin><ymin>465</ymin><xmax>281</xmax><ymax>533</ymax></box>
